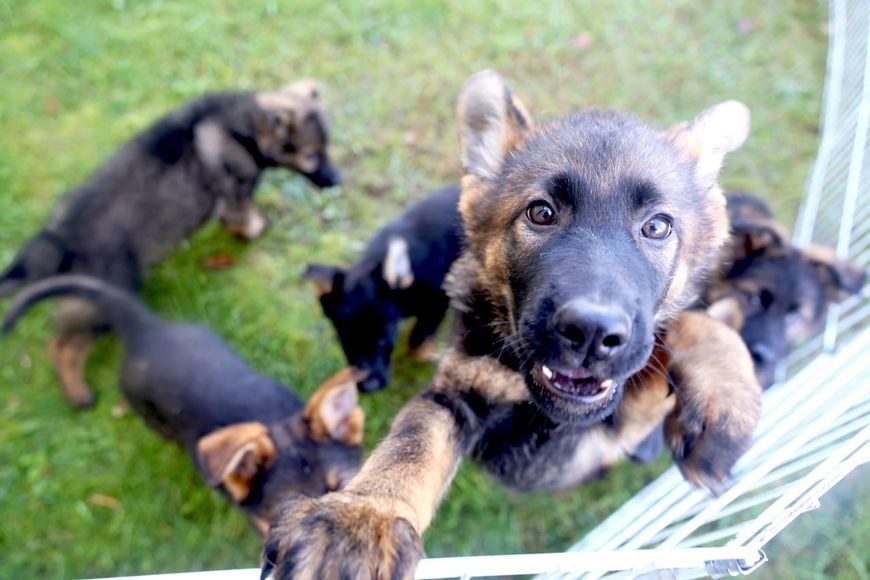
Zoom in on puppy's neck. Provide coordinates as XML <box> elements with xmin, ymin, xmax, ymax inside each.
<box><xmin>445</xmin><ymin>252</ymin><xmax>522</xmax><ymax>370</ymax></box>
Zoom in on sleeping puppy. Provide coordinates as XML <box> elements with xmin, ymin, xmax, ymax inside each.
<box><xmin>3</xmin><ymin>275</ymin><xmax>363</xmax><ymax>534</ymax></box>
<box><xmin>0</xmin><ymin>80</ymin><xmax>339</xmax><ymax>407</ymax></box>
<box><xmin>705</xmin><ymin>192</ymin><xmax>865</xmax><ymax>388</ymax></box>
<box><xmin>304</xmin><ymin>185</ymin><xmax>464</xmax><ymax>392</ymax></box>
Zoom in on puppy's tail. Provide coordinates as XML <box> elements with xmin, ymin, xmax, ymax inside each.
<box><xmin>2</xmin><ymin>275</ymin><xmax>153</xmax><ymax>340</ymax></box>
<box><xmin>0</xmin><ymin>231</ymin><xmax>73</xmax><ymax>299</ymax></box>
<box><xmin>0</xmin><ymin>270</ymin><xmax>23</xmax><ymax>300</ymax></box>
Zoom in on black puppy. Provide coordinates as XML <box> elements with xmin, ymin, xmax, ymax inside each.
<box><xmin>705</xmin><ymin>192</ymin><xmax>865</xmax><ymax>387</ymax></box>
<box><xmin>304</xmin><ymin>185</ymin><xmax>463</xmax><ymax>392</ymax></box>
<box><xmin>0</xmin><ymin>80</ymin><xmax>339</xmax><ymax>407</ymax></box>
<box><xmin>3</xmin><ymin>275</ymin><xmax>364</xmax><ymax>534</ymax></box>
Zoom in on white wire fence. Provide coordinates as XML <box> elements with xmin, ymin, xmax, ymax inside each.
<box><xmin>94</xmin><ymin>0</ymin><xmax>868</xmax><ymax>578</ymax></box>
<box><xmin>536</xmin><ymin>1</ymin><xmax>870</xmax><ymax>577</ymax></box>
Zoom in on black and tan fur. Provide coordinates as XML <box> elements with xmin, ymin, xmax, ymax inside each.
<box><xmin>303</xmin><ymin>184</ymin><xmax>464</xmax><ymax>392</ymax></box>
<box><xmin>705</xmin><ymin>192</ymin><xmax>865</xmax><ymax>388</ymax></box>
<box><xmin>3</xmin><ymin>276</ymin><xmax>363</xmax><ymax>535</ymax></box>
<box><xmin>262</xmin><ymin>70</ymin><xmax>762</xmax><ymax>580</ymax></box>
<box><xmin>0</xmin><ymin>80</ymin><xmax>339</xmax><ymax>408</ymax></box>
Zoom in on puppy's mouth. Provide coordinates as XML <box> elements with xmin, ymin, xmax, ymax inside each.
<box><xmin>534</xmin><ymin>363</ymin><xmax>617</xmax><ymax>404</ymax></box>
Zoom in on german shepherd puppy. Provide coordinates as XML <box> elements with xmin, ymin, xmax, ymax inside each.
<box><xmin>261</xmin><ymin>70</ymin><xmax>762</xmax><ymax>579</ymax></box>
<box><xmin>705</xmin><ymin>192</ymin><xmax>865</xmax><ymax>388</ymax></box>
<box><xmin>0</xmin><ymin>80</ymin><xmax>338</xmax><ymax>408</ymax></box>
<box><xmin>3</xmin><ymin>275</ymin><xmax>363</xmax><ymax>535</ymax></box>
<box><xmin>303</xmin><ymin>185</ymin><xmax>463</xmax><ymax>392</ymax></box>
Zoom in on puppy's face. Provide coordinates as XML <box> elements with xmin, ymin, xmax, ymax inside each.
<box><xmin>196</xmin><ymin>370</ymin><xmax>365</xmax><ymax>534</ymax></box>
<box><xmin>304</xmin><ymin>264</ymin><xmax>400</xmax><ymax>392</ymax></box>
<box><xmin>456</xmin><ymin>70</ymin><xmax>749</xmax><ymax>425</ymax></box>
<box><xmin>707</xmin><ymin>222</ymin><xmax>865</xmax><ymax>388</ymax></box>
<box><xmin>254</xmin><ymin>80</ymin><xmax>340</xmax><ymax>188</ymax></box>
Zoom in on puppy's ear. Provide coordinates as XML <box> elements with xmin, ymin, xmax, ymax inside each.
<box><xmin>196</xmin><ymin>422</ymin><xmax>277</xmax><ymax>503</ymax></box>
<box><xmin>254</xmin><ymin>91</ymin><xmax>301</xmax><ymax>140</ymax></box>
<box><xmin>282</xmin><ymin>78</ymin><xmax>324</xmax><ymax>102</ymax></box>
<box><xmin>726</xmin><ymin>192</ymin><xmax>774</xmax><ymax>225</ymax></box>
<box><xmin>802</xmin><ymin>245</ymin><xmax>866</xmax><ymax>302</ymax></box>
<box><xmin>724</xmin><ymin>222</ymin><xmax>788</xmax><ymax>265</ymax></box>
<box><xmin>666</xmin><ymin>101</ymin><xmax>751</xmax><ymax>187</ymax></box>
<box><xmin>302</xmin><ymin>263</ymin><xmax>343</xmax><ymax>296</ymax></box>
<box><xmin>304</xmin><ymin>368</ymin><xmax>365</xmax><ymax>445</ymax></box>
<box><xmin>382</xmin><ymin>237</ymin><xmax>414</xmax><ymax>290</ymax></box>
<box><xmin>457</xmin><ymin>69</ymin><xmax>533</xmax><ymax>181</ymax></box>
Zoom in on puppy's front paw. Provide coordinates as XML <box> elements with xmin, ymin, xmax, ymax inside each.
<box><xmin>219</xmin><ymin>202</ymin><xmax>270</xmax><ymax>241</ymax></box>
<box><xmin>409</xmin><ymin>339</ymin><xmax>439</xmax><ymax>363</ymax></box>
<box><xmin>262</xmin><ymin>493</ymin><xmax>423</xmax><ymax>580</ymax></box>
<box><xmin>664</xmin><ymin>312</ymin><xmax>762</xmax><ymax>492</ymax></box>
<box><xmin>665</xmin><ymin>379</ymin><xmax>760</xmax><ymax>492</ymax></box>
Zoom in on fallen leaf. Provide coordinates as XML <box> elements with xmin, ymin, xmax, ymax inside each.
<box><xmin>88</xmin><ymin>493</ymin><xmax>122</xmax><ymax>509</ymax></box>
<box><xmin>203</xmin><ymin>254</ymin><xmax>235</xmax><ymax>269</ymax></box>
<box><xmin>43</xmin><ymin>97</ymin><xmax>59</xmax><ymax>115</ymax></box>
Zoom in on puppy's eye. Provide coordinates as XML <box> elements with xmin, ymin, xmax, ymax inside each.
<box><xmin>641</xmin><ymin>214</ymin><xmax>673</xmax><ymax>240</ymax></box>
<box><xmin>526</xmin><ymin>200</ymin><xmax>556</xmax><ymax>226</ymax></box>
<box><xmin>747</xmin><ymin>288</ymin><xmax>774</xmax><ymax>309</ymax></box>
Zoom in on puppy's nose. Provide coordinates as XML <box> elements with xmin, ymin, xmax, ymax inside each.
<box><xmin>749</xmin><ymin>343</ymin><xmax>776</xmax><ymax>367</ymax></box>
<box><xmin>555</xmin><ymin>299</ymin><xmax>631</xmax><ymax>361</ymax></box>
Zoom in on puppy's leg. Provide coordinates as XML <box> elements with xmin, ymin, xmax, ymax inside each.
<box><xmin>195</xmin><ymin>119</ymin><xmax>264</xmax><ymax>241</ymax></box>
<box><xmin>263</xmin><ymin>350</ymin><xmax>522</xmax><ymax>580</ymax></box>
<box><xmin>264</xmin><ymin>397</ymin><xmax>457</xmax><ymax>579</ymax></box>
<box><xmin>50</xmin><ymin>299</ymin><xmax>105</xmax><ymax>408</ymax></box>
<box><xmin>664</xmin><ymin>311</ymin><xmax>762</xmax><ymax>490</ymax></box>
<box><xmin>218</xmin><ymin>197</ymin><xmax>269</xmax><ymax>241</ymax></box>
<box><xmin>408</xmin><ymin>296</ymin><xmax>449</xmax><ymax>362</ymax></box>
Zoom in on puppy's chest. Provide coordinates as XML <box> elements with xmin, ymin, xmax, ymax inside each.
<box><xmin>472</xmin><ymin>405</ymin><xmax>596</xmax><ymax>491</ymax></box>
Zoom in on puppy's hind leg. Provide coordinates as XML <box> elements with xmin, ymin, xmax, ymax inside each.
<box><xmin>50</xmin><ymin>299</ymin><xmax>106</xmax><ymax>409</ymax></box>
<box><xmin>408</xmin><ymin>296</ymin><xmax>449</xmax><ymax>362</ymax></box>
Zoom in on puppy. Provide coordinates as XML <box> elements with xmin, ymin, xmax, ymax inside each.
<box><xmin>0</xmin><ymin>80</ymin><xmax>339</xmax><ymax>407</ymax></box>
<box><xmin>705</xmin><ymin>192</ymin><xmax>865</xmax><ymax>387</ymax></box>
<box><xmin>261</xmin><ymin>70</ymin><xmax>762</xmax><ymax>579</ymax></box>
<box><xmin>304</xmin><ymin>185</ymin><xmax>463</xmax><ymax>392</ymax></box>
<box><xmin>3</xmin><ymin>275</ymin><xmax>364</xmax><ymax>535</ymax></box>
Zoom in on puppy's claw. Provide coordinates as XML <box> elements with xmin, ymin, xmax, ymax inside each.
<box><xmin>666</xmin><ymin>404</ymin><xmax>749</xmax><ymax>492</ymax></box>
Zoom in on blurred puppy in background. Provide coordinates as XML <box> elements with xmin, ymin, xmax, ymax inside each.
<box><xmin>3</xmin><ymin>275</ymin><xmax>363</xmax><ymax>534</ymax></box>
<box><xmin>304</xmin><ymin>185</ymin><xmax>464</xmax><ymax>392</ymax></box>
<box><xmin>704</xmin><ymin>192</ymin><xmax>865</xmax><ymax>388</ymax></box>
<box><xmin>0</xmin><ymin>80</ymin><xmax>339</xmax><ymax>407</ymax></box>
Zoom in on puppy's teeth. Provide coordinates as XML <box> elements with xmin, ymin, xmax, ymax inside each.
<box><xmin>542</xmin><ymin>365</ymin><xmax>553</xmax><ymax>379</ymax></box>
<box><xmin>601</xmin><ymin>379</ymin><xmax>614</xmax><ymax>389</ymax></box>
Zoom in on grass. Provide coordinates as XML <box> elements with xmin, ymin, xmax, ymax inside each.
<box><xmin>0</xmin><ymin>0</ymin><xmax>865</xmax><ymax>578</ymax></box>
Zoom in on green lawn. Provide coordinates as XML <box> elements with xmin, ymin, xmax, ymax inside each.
<box><xmin>0</xmin><ymin>0</ymin><xmax>865</xmax><ymax>578</ymax></box>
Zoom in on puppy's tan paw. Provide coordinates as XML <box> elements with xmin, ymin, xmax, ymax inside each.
<box><xmin>262</xmin><ymin>493</ymin><xmax>423</xmax><ymax>580</ymax></box>
<box><xmin>409</xmin><ymin>339</ymin><xmax>438</xmax><ymax>363</ymax></box>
